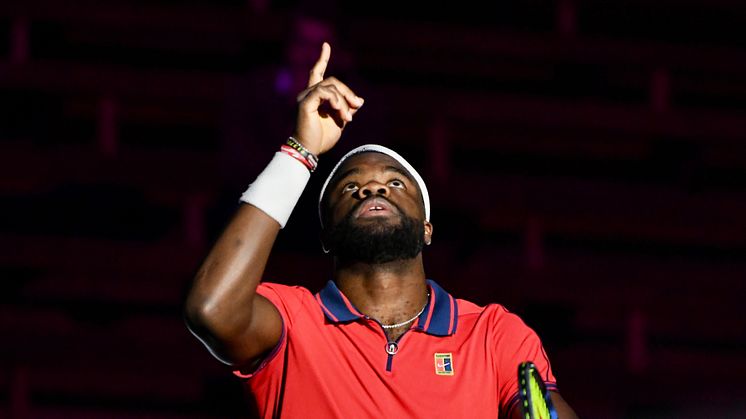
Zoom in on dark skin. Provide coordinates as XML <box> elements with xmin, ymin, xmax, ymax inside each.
<box><xmin>323</xmin><ymin>152</ymin><xmax>433</xmax><ymax>342</ymax></box>
<box><xmin>184</xmin><ymin>42</ymin><xmax>578</xmax><ymax>419</ymax></box>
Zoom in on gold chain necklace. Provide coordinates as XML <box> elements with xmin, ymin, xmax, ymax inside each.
<box><xmin>379</xmin><ymin>294</ymin><xmax>429</xmax><ymax>329</ymax></box>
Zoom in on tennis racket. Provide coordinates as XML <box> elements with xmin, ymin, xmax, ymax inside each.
<box><xmin>518</xmin><ymin>361</ymin><xmax>558</xmax><ymax>419</ymax></box>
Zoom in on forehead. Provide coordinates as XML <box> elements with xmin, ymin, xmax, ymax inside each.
<box><xmin>332</xmin><ymin>152</ymin><xmax>415</xmax><ymax>185</ymax></box>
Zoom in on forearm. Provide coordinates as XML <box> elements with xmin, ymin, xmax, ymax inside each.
<box><xmin>507</xmin><ymin>391</ymin><xmax>578</xmax><ymax>419</ymax></box>
<box><xmin>551</xmin><ymin>391</ymin><xmax>579</xmax><ymax>419</ymax></box>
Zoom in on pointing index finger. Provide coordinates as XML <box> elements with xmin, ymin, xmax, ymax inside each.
<box><xmin>307</xmin><ymin>42</ymin><xmax>331</xmax><ymax>88</ymax></box>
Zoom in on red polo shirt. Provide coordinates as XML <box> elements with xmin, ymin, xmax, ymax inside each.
<box><xmin>236</xmin><ymin>280</ymin><xmax>558</xmax><ymax>418</ymax></box>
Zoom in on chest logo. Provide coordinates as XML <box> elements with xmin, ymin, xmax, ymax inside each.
<box><xmin>434</xmin><ymin>353</ymin><xmax>454</xmax><ymax>376</ymax></box>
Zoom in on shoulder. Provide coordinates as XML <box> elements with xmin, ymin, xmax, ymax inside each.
<box><xmin>455</xmin><ymin>297</ymin><xmax>519</xmax><ymax>321</ymax></box>
<box><xmin>456</xmin><ymin>298</ymin><xmax>535</xmax><ymax>337</ymax></box>
<box><xmin>257</xmin><ymin>282</ymin><xmax>317</xmax><ymax>316</ymax></box>
<box><xmin>257</xmin><ymin>282</ymin><xmax>313</xmax><ymax>297</ymax></box>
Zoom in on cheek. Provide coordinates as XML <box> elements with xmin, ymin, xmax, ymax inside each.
<box><xmin>399</xmin><ymin>194</ymin><xmax>423</xmax><ymax>215</ymax></box>
<box><xmin>329</xmin><ymin>199</ymin><xmax>356</xmax><ymax>223</ymax></box>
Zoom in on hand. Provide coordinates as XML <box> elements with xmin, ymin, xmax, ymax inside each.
<box><xmin>293</xmin><ymin>42</ymin><xmax>364</xmax><ymax>156</ymax></box>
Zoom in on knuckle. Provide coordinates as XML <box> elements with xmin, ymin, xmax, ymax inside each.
<box><xmin>328</xmin><ymin>85</ymin><xmax>342</xmax><ymax>95</ymax></box>
<box><xmin>296</xmin><ymin>89</ymin><xmax>309</xmax><ymax>102</ymax></box>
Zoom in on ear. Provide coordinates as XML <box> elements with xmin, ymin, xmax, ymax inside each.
<box><xmin>423</xmin><ymin>221</ymin><xmax>433</xmax><ymax>245</ymax></box>
<box><xmin>319</xmin><ymin>229</ymin><xmax>331</xmax><ymax>254</ymax></box>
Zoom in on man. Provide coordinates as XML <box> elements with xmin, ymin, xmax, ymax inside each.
<box><xmin>185</xmin><ymin>42</ymin><xmax>578</xmax><ymax>418</ymax></box>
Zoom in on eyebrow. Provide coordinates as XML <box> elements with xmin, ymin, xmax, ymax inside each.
<box><xmin>384</xmin><ymin>165</ymin><xmax>414</xmax><ymax>181</ymax></box>
<box><xmin>335</xmin><ymin>165</ymin><xmax>415</xmax><ymax>185</ymax></box>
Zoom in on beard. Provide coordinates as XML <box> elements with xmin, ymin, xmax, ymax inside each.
<box><xmin>325</xmin><ymin>205</ymin><xmax>425</xmax><ymax>265</ymax></box>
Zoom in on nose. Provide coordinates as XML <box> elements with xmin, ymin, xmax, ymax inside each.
<box><xmin>357</xmin><ymin>180</ymin><xmax>389</xmax><ymax>199</ymax></box>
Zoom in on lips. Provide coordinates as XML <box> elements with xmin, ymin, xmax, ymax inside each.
<box><xmin>354</xmin><ymin>196</ymin><xmax>400</xmax><ymax>219</ymax></box>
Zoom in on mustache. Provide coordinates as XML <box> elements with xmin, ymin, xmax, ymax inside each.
<box><xmin>348</xmin><ymin>196</ymin><xmax>403</xmax><ymax>218</ymax></box>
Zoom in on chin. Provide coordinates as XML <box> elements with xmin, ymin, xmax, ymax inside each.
<box><xmin>353</xmin><ymin>215</ymin><xmax>401</xmax><ymax>227</ymax></box>
<box><xmin>326</xmin><ymin>212</ymin><xmax>425</xmax><ymax>264</ymax></box>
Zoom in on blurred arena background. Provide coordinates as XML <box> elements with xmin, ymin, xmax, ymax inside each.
<box><xmin>1</xmin><ymin>0</ymin><xmax>745</xmax><ymax>417</ymax></box>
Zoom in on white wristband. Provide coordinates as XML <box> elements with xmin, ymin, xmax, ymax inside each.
<box><xmin>239</xmin><ymin>152</ymin><xmax>311</xmax><ymax>228</ymax></box>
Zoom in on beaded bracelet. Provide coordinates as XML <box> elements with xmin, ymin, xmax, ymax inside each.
<box><xmin>280</xmin><ymin>144</ymin><xmax>315</xmax><ymax>171</ymax></box>
<box><xmin>283</xmin><ymin>136</ymin><xmax>319</xmax><ymax>172</ymax></box>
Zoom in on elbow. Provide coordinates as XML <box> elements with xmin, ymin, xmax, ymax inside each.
<box><xmin>184</xmin><ymin>289</ymin><xmax>262</xmax><ymax>367</ymax></box>
<box><xmin>183</xmin><ymin>270</ymin><xmax>224</xmax><ymax>336</ymax></box>
<box><xmin>184</xmin><ymin>287</ymin><xmax>250</xmax><ymax>342</ymax></box>
<box><xmin>184</xmin><ymin>267</ymin><xmax>225</xmax><ymax>336</ymax></box>
<box><xmin>183</xmin><ymin>264</ymin><xmax>261</xmax><ymax>352</ymax></box>
<box><xmin>184</xmin><ymin>294</ymin><xmax>238</xmax><ymax>360</ymax></box>
<box><xmin>183</xmin><ymin>296</ymin><xmax>237</xmax><ymax>366</ymax></box>
<box><xmin>184</xmin><ymin>290</ymin><xmax>224</xmax><ymax>337</ymax></box>
<box><xmin>183</xmin><ymin>291</ymin><xmax>212</xmax><ymax>338</ymax></box>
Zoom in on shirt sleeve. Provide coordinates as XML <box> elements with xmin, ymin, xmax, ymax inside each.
<box><xmin>232</xmin><ymin>282</ymin><xmax>306</xmax><ymax>380</ymax></box>
<box><xmin>491</xmin><ymin>305</ymin><xmax>558</xmax><ymax>417</ymax></box>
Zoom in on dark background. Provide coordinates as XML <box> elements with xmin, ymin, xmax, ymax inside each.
<box><xmin>2</xmin><ymin>0</ymin><xmax>746</xmax><ymax>417</ymax></box>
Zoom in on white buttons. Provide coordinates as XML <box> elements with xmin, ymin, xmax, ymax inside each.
<box><xmin>385</xmin><ymin>342</ymin><xmax>399</xmax><ymax>355</ymax></box>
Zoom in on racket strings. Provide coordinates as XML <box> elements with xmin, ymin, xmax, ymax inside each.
<box><xmin>519</xmin><ymin>362</ymin><xmax>555</xmax><ymax>419</ymax></box>
<box><xmin>529</xmin><ymin>376</ymin><xmax>550</xmax><ymax>419</ymax></box>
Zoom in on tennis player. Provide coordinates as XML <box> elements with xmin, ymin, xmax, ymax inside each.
<box><xmin>185</xmin><ymin>42</ymin><xmax>578</xmax><ymax>419</ymax></box>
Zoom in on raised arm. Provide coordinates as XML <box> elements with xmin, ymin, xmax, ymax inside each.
<box><xmin>184</xmin><ymin>42</ymin><xmax>364</xmax><ymax>367</ymax></box>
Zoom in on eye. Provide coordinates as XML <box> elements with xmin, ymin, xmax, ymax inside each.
<box><xmin>342</xmin><ymin>183</ymin><xmax>359</xmax><ymax>193</ymax></box>
<box><xmin>388</xmin><ymin>179</ymin><xmax>405</xmax><ymax>189</ymax></box>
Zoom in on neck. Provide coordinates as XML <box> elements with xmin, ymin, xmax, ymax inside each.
<box><xmin>333</xmin><ymin>254</ymin><xmax>429</xmax><ymax>327</ymax></box>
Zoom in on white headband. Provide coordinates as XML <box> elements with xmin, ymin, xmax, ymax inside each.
<box><xmin>318</xmin><ymin>144</ymin><xmax>431</xmax><ymax>227</ymax></box>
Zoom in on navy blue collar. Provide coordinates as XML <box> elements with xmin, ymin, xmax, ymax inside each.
<box><xmin>316</xmin><ymin>279</ymin><xmax>458</xmax><ymax>336</ymax></box>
